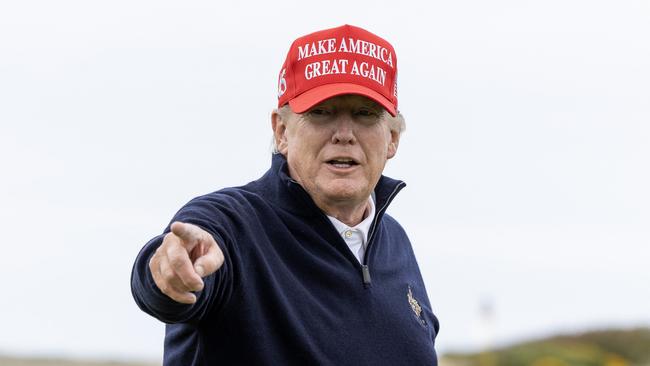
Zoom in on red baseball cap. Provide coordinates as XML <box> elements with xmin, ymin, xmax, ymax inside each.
<box><xmin>277</xmin><ymin>24</ymin><xmax>398</xmax><ymax>116</ymax></box>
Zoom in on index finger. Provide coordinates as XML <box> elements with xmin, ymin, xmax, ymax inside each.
<box><xmin>170</xmin><ymin>222</ymin><xmax>204</xmax><ymax>247</ymax></box>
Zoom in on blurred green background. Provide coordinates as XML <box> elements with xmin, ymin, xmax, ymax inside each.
<box><xmin>3</xmin><ymin>328</ymin><xmax>649</xmax><ymax>366</ymax></box>
<box><xmin>441</xmin><ymin>328</ymin><xmax>650</xmax><ymax>366</ymax></box>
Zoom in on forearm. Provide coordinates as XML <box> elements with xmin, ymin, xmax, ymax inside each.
<box><xmin>131</xmin><ymin>196</ymin><xmax>236</xmax><ymax>324</ymax></box>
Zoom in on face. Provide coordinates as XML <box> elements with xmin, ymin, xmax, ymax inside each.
<box><xmin>272</xmin><ymin>95</ymin><xmax>400</xmax><ymax>211</ymax></box>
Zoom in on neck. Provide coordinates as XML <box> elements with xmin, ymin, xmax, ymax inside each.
<box><xmin>317</xmin><ymin>198</ymin><xmax>370</xmax><ymax>227</ymax></box>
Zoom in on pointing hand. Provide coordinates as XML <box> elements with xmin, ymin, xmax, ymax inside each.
<box><xmin>149</xmin><ymin>222</ymin><xmax>224</xmax><ymax>304</ymax></box>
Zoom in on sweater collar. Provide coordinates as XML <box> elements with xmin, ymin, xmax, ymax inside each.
<box><xmin>261</xmin><ymin>153</ymin><xmax>406</xmax><ymax>218</ymax></box>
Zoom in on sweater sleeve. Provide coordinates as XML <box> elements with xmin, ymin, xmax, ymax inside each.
<box><xmin>130</xmin><ymin>194</ymin><xmax>238</xmax><ymax>324</ymax></box>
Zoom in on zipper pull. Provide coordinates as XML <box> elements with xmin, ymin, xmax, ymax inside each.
<box><xmin>362</xmin><ymin>265</ymin><xmax>372</xmax><ymax>287</ymax></box>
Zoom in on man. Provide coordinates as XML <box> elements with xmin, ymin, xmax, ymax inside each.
<box><xmin>131</xmin><ymin>24</ymin><xmax>439</xmax><ymax>365</ymax></box>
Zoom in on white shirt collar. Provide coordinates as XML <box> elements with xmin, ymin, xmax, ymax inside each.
<box><xmin>326</xmin><ymin>196</ymin><xmax>376</xmax><ymax>262</ymax></box>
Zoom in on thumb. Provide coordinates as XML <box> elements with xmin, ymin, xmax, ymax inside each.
<box><xmin>193</xmin><ymin>242</ymin><xmax>224</xmax><ymax>278</ymax></box>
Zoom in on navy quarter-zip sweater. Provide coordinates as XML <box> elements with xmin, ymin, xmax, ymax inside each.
<box><xmin>131</xmin><ymin>154</ymin><xmax>439</xmax><ymax>365</ymax></box>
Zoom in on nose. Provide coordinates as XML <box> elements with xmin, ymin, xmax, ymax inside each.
<box><xmin>331</xmin><ymin>116</ymin><xmax>356</xmax><ymax>145</ymax></box>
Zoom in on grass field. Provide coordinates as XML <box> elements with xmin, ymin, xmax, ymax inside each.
<box><xmin>0</xmin><ymin>355</ymin><xmax>462</xmax><ymax>366</ymax></box>
<box><xmin>5</xmin><ymin>328</ymin><xmax>648</xmax><ymax>366</ymax></box>
<box><xmin>0</xmin><ymin>357</ymin><xmax>157</xmax><ymax>366</ymax></box>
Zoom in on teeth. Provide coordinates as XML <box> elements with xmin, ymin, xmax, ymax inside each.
<box><xmin>329</xmin><ymin>159</ymin><xmax>355</xmax><ymax>168</ymax></box>
<box><xmin>327</xmin><ymin>158</ymin><xmax>357</xmax><ymax>168</ymax></box>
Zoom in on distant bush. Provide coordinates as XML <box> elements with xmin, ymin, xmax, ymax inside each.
<box><xmin>444</xmin><ymin>328</ymin><xmax>650</xmax><ymax>366</ymax></box>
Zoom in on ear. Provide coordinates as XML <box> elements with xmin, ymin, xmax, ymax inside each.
<box><xmin>387</xmin><ymin>128</ymin><xmax>400</xmax><ymax>159</ymax></box>
<box><xmin>271</xmin><ymin>110</ymin><xmax>289</xmax><ymax>155</ymax></box>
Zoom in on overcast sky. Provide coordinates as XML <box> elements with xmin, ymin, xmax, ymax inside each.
<box><xmin>1</xmin><ymin>0</ymin><xmax>649</xmax><ymax>362</ymax></box>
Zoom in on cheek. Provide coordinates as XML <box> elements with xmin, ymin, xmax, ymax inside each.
<box><xmin>287</xmin><ymin>140</ymin><xmax>318</xmax><ymax>174</ymax></box>
<box><xmin>361</xmin><ymin>137</ymin><xmax>392</xmax><ymax>175</ymax></box>
<box><xmin>291</xmin><ymin>131</ymin><xmax>325</xmax><ymax>156</ymax></box>
<box><xmin>366</xmin><ymin>133</ymin><xmax>391</xmax><ymax>158</ymax></box>
<box><xmin>287</xmin><ymin>140</ymin><xmax>308</xmax><ymax>161</ymax></box>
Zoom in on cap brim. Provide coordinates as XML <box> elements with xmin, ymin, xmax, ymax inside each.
<box><xmin>288</xmin><ymin>83</ymin><xmax>397</xmax><ymax>117</ymax></box>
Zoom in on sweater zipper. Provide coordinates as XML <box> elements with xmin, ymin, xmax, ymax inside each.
<box><xmin>288</xmin><ymin>177</ymin><xmax>405</xmax><ymax>288</ymax></box>
<box><xmin>361</xmin><ymin>182</ymin><xmax>406</xmax><ymax>288</ymax></box>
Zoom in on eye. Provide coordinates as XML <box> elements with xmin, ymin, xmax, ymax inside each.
<box><xmin>355</xmin><ymin>107</ymin><xmax>381</xmax><ymax>119</ymax></box>
<box><xmin>307</xmin><ymin>107</ymin><xmax>331</xmax><ymax>116</ymax></box>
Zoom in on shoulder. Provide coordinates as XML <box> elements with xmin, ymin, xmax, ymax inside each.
<box><xmin>381</xmin><ymin>213</ymin><xmax>407</xmax><ymax>235</ymax></box>
<box><xmin>172</xmin><ymin>180</ymin><xmax>277</xmax><ymax>232</ymax></box>
<box><xmin>183</xmin><ymin>181</ymin><xmax>266</xmax><ymax>213</ymax></box>
<box><xmin>169</xmin><ymin>183</ymin><xmax>270</xmax><ymax>246</ymax></box>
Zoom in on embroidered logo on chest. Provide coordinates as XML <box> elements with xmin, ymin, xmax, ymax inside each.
<box><xmin>407</xmin><ymin>286</ymin><xmax>425</xmax><ymax>325</ymax></box>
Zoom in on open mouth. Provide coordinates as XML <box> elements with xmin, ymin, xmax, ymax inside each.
<box><xmin>327</xmin><ymin>158</ymin><xmax>359</xmax><ymax>168</ymax></box>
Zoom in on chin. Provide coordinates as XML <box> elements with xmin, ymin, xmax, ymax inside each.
<box><xmin>320</xmin><ymin>181</ymin><xmax>369</xmax><ymax>203</ymax></box>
